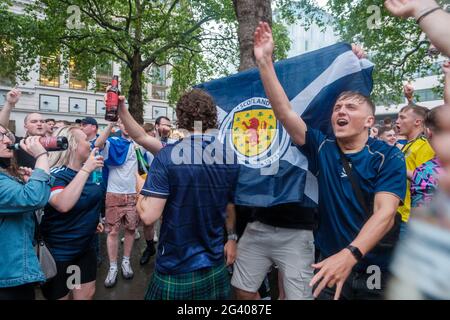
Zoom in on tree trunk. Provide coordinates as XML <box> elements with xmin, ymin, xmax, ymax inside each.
<box><xmin>128</xmin><ymin>52</ymin><xmax>144</xmax><ymax>124</ymax></box>
<box><xmin>233</xmin><ymin>0</ymin><xmax>272</xmax><ymax>71</ymax></box>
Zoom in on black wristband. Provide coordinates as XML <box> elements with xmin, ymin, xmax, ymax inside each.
<box><xmin>346</xmin><ymin>245</ymin><xmax>363</xmax><ymax>261</ymax></box>
<box><xmin>34</xmin><ymin>151</ymin><xmax>48</xmax><ymax>160</ymax></box>
<box><xmin>416</xmin><ymin>7</ymin><xmax>442</xmax><ymax>24</ymax></box>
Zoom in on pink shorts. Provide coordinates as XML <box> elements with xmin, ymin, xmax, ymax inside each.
<box><xmin>105</xmin><ymin>193</ymin><xmax>139</xmax><ymax>233</ymax></box>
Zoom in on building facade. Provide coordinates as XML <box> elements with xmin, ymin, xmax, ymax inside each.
<box><xmin>0</xmin><ymin>1</ymin><xmax>174</xmax><ymax>136</ymax></box>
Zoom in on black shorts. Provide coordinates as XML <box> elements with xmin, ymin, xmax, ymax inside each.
<box><xmin>0</xmin><ymin>283</ymin><xmax>36</xmax><ymax>300</ymax></box>
<box><xmin>40</xmin><ymin>248</ymin><xmax>97</xmax><ymax>300</ymax></box>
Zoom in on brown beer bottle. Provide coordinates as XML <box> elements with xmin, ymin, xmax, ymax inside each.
<box><xmin>105</xmin><ymin>75</ymin><xmax>119</xmax><ymax>121</ymax></box>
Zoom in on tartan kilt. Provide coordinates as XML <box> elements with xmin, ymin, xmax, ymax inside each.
<box><xmin>145</xmin><ymin>263</ymin><xmax>231</xmax><ymax>300</ymax></box>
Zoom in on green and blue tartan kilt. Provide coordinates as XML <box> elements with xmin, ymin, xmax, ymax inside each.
<box><xmin>145</xmin><ymin>263</ymin><xmax>231</xmax><ymax>300</ymax></box>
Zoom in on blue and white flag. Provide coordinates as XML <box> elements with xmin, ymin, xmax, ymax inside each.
<box><xmin>196</xmin><ymin>43</ymin><xmax>374</xmax><ymax>207</ymax></box>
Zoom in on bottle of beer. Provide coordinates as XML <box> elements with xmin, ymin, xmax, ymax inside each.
<box><xmin>135</xmin><ymin>146</ymin><xmax>149</xmax><ymax>178</ymax></box>
<box><xmin>8</xmin><ymin>136</ymin><xmax>68</xmax><ymax>152</ymax></box>
<box><xmin>92</xmin><ymin>149</ymin><xmax>103</xmax><ymax>184</ymax></box>
<box><xmin>105</xmin><ymin>75</ymin><xmax>119</xmax><ymax>121</ymax></box>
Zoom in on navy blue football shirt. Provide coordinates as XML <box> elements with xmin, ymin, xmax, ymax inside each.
<box><xmin>299</xmin><ymin>126</ymin><xmax>406</xmax><ymax>271</ymax></box>
<box><xmin>42</xmin><ymin>167</ymin><xmax>104</xmax><ymax>261</ymax></box>
<box><xmin>141</xmin><ymin>134</ymin><xmax>240</xmax><ymax>274</ymax></box>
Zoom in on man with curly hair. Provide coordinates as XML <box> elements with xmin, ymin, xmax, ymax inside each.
<box><xmin>137</xmin><ymin>89</ymin><xmax>240</xmax><ymax>300</ymax></box>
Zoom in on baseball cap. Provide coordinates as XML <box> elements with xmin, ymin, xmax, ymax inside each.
<box><xmin>80</xmin><ymin>117</ymin><xmax>98</xmax><ymax>127</ymax></box>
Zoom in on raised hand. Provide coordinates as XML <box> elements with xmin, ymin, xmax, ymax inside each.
<box><xmin>81</xmin><ymin>148</ymin><xmax>104</xmax><ymax>173</ymax></box>
<box><xmin>19</xmin><ymin>136</ymin><xmax>47</xmax><ymax>158</ymax></box>
<box><xmin>254</xmin><ymin>21</ymin><xmax>274</xmax><ymax>65</ymax></box>
<box><xmin>443</xmin><ymin>61</ymin><xmax>450</xmax><ymax>76</ymax></box>
<box><xmin>351</xmin><ymin>44</ymin><xmax>366</xmax><ymax>59</ymax></box>
<box><xmin>370</xmin><ymin>127</ymin><xmax>379</xmax><ymax>138</ymax></box>
<box><xmin>6</xmin><ymin>88</ymin><xmax>21</xmax><ymax>106</ymax></box>
<box><xmin>118</xmin><ymin>95</ymin><xmax>127</xmax><ymax>109</ymax></box>
<box><xmin>404</xmin><ymin>82</ymin><xmax>414</xmax><ymax>101</ymax></box>
<box><xmin>384</xmin><ymin>0</ymin><xmax>439</xmax><ymax>19</ymax></box>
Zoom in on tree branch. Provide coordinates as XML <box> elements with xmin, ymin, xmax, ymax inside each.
<box><xmin>61</xmin><ymin>39</ymin><xmax>131</xmax><ymax>68</ymax></box>
<box><xmin>142</xmin><ymin>0</ymin><xmax>181</xmax><ymax>44</ymax></box>
<box><xmin>126</xmin><ymin>0</ymin><xmax>132</xmax><ymax>32</ymax></box>
<box><xmin>79</xmin><ymin>0</ymin><xmax>124</xmax><ymax>32</ymax></box>
<box><xmin>141</xmin><ymin>15</ymin><xmax>214</xmax><ymax>70</ymax></box>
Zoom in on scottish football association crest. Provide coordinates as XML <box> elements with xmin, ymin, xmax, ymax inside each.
<box><xmin>219</xmin><ymin>97</ymin><xmax>290</xmax><ymax>168</ymax></box>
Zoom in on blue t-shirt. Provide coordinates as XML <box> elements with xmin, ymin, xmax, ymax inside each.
<box><xmin>299</xmin><ymin>126</ymin><xmax>406</xmax><ymax>271</ymax></box>
<box><xmin>140</xmin><ymin>134</ymin><xmax>240</xmax><ymax>274</ymax></box>
<box><xmin>41</xmin><ymin>167</ymin><xmax>105</xmax><ymax>261</ymax></box>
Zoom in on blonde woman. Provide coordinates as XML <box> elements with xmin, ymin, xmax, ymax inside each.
<box><xmin>40</xmin><ymin>126</ymin><xmax>104</xmax><ymax>300</ymax></box>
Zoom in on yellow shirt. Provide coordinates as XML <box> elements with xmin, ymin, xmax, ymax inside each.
<box><xmin>398</xmin><ymin>136</ymin><xmax>435</xmax><ymax>222</ymax></box>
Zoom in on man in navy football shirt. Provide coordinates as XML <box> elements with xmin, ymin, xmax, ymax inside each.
<box><xmin>136</xmin><ymin>89</ymin><xmax>240</xmax><ymax>300</ymax></box>
<box><xmin>254</xmin><ymin>22</ymin><xmax>406</xmax><ymax>300</ymax></box>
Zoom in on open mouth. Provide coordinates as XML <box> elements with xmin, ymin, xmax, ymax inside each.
<box><xmin>336</xmin><ymin>119</ymin><xmax>349</xmax><ymax>127</ymax></box>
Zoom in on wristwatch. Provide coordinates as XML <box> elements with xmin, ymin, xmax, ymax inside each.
<box><xmin>346</xmin><ymin>245</ymin><xmax>363</xmax><ymax>261</ymax></box>
<box><xmin>227</xmin><ymin>233</ymin><xmax>238</xmax><ymax>241</ymax></box>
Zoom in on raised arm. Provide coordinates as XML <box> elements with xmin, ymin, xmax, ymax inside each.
<box><xmin>404</xmin><ymin>82</ymin><xmax>415</xmax><ymax>104</ymax></box>
<box><xmin>443</xmin><ymin>61</ymin><xmax>450</xmax><ymax>105</ymax></box>
<box><xmin>0</xmin><ymin>136</ymin><xmax>52</xmax><ymax>214</ymax></box>
<box><xmin>254</xmin><ymin>22</ymin><xmax>307</xmax><ymax>146</ymax></box>
<box><xmin>49</xmin><ymin>149</ymin><xmax>103</xmax><ymax>213</ymax></box>
<box><xmin>0</xmin><ymin>89</ymin><xmax>21</xmax><ymax>128</ymax></box>
<box><xmin>117</xmin><ymin>96</ymin><xmax>162</xmax><ymax>155</ymax></box>
<box><xmin>385</xmin><ymin>0</ymin><xmax>450</xmax><ymax>56</ymax></box>
<box><xmin>94</xmin><ymin>122</ymin><xmax>114</xmax><ymax>149</ymax></box>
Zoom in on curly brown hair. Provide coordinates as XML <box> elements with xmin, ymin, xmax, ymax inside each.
<box><xmin>176</xmin><ymin>89</ymin><xmax>218</xmax><ymax>132</ymax></box>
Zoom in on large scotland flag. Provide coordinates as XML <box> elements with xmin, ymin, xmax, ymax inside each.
<box><xmin>196</xmin><ymin>43</ymin><xmax>374</xmax><ymax>207</ymax></box>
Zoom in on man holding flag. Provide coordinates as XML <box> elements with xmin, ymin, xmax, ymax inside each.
<box><xmin>251</xmin><ymin>21</ymin><xmax>406</xmax><ymax>300</ymax></box>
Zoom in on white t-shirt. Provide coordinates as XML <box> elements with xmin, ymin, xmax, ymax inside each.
<box><xmin>102</xmin><ymin>138</ymin><xmax>137</xmax><ymax>194</ymax></box>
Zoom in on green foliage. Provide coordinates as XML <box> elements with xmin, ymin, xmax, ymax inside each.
<box><xmin>305</xmin><ymin>0</ymin><xmax>445</xmax><ymax>105</ymax></box>
<box><xmin>272</xmin><ymin>22</ymin><xmax>291</xmax><ymax>61</ymax></box>
<box><xmin>3</xmin><ymin>0</ymin><xmax>443</xmax><ymax>114</ymax></box>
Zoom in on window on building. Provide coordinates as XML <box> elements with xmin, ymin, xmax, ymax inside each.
<box><xmin>152</xmin><ymin>86</ymin><xmax>167</xmax><ymax>100</ymax></box>
<box><xmin>151</xmin><ymin>65</ymin><xmax>168</xmax><ymax>100</ymax></box>
<box><xmin>69</xmin><ymin>59</ymin><xmax>87</xmax><ymax>90</ymax></box>
<box><xmin>96</xmin><ymin>100</ymin><xmax>106</xmax><ymax>115</ymax></box>
<box><xmin>39</xmin><ymin>94</ymin><xmax>59</xmax><ymax>112</ymax></box>
<box><xmin>96</xmin><ymin>62</ymin><xmax>113</xmax><ymax>92</ymax></box>
<box><xmin>152</xmin><ymin>106</ymin><xmax>167</xmax><ymax>119</ymax></box>
<box><xmin>415</xmin><ymin>88</ymin><xmax>441</xmax><ymax>102</ymax></box>
<box><xmin>152</xmin><ymin>65</ymin><xmax>167</xmax><ymax>85</ymax></box>
<box><xmin>39</xmin><ymin>56</ymin><xmax>60</xmax><ymax>87</ymax></box>
<box><xmin>305</xmin><ymin>40</ymin><xmax>309</xmax><ymax>52</ymax></box>
<box><xmin>69</xmin><ymin>97</ymin><xmax>87</xmax><ymax>113</ymax></box>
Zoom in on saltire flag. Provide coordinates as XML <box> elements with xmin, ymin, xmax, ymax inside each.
<box><xmin>196</xmin><ymin>43</ymin><xmax>374</xmax><ymax>207</ymax></box>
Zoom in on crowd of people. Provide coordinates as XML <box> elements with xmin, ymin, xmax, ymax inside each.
<box><xmin>0</xmin><ymin>0</ymin><xmax>450</xmax><ymax>300</ymax></box>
